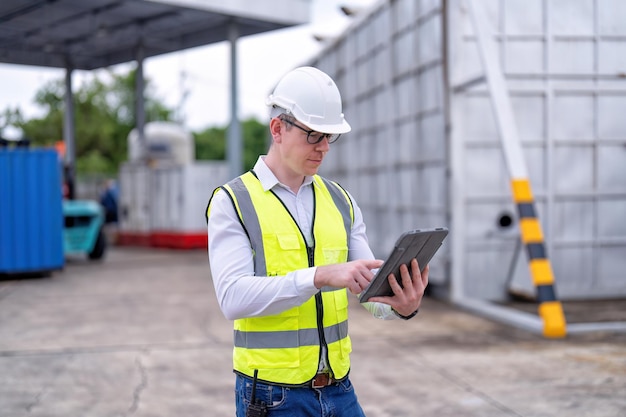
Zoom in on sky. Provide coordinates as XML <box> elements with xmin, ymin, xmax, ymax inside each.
<box><xmin>0</xmin><ymin>0</ymin><xmax>378</xmax><ymax>136</ymax></box>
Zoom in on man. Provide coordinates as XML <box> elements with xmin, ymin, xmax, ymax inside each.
<box><xmin>99</xmin><ymin>179</ymin><xmax>119</xmax><ymax>224</ymax></box>
<box><xmin>206</xmin><ymin>66</ymin><xmax>427</xmax><ymax>416</ymax></box>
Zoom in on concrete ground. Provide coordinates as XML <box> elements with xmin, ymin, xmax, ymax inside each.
<box><xmin>0</xmin><ymin>247</ymin><xmax>624</xmax><ymax>417</ymax></box>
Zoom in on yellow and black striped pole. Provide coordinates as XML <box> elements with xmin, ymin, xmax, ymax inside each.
<box><xmin>468</xmin><ymin>0</ymin><xmax>566</xmax><ymax>337</ymax></box>
<box><xmin>512</xmin><ymin>179</ymin><xmax>566</xmax><ymax>338</ymax></box>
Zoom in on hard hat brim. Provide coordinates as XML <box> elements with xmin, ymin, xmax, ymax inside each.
<box><xmin>300</xmin><ymin>119</ymin><xmax>352</xmax><ymax>135</ymax></box>
<box><xmin>267</xmin><ymin>100</ymin><xmax>352</xmax><ymax>135</ymax></box>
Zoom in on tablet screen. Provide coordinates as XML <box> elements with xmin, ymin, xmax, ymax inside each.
<box><xmin>359</xmin><ymin>227</ymin><xmax>448</xmax><ymax>303</ymax></box>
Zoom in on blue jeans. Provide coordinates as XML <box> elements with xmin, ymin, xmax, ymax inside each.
<box><xmin>235</xmin><ymin>374</ymin><xmax>367</xmax><ymax>417</ymax></box>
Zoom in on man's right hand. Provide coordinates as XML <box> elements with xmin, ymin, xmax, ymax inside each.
<box><xmin>313</xmin><ymin>259</ymin><xmax>384</xmax><ymax>294</ymax></box>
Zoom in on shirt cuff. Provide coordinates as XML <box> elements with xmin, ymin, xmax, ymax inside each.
<box><xmin>392</xmin><ymin>308</ymin><xmax>419</xmax><ymax>320</ymax></box>
<box><xmin>293</xmin><ymin>266</ymin><xmax>320</xmax><ymax>296</ymax></box>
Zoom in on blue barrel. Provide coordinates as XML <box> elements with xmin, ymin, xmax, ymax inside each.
<box><xmin>0</xmin><ymin>147</ymin><xmax>64</xmax><ymax>274</ymax></box>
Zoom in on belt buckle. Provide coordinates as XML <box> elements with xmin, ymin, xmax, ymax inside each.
<box><xmin>311</xmin><ymin>373</ymin><xmax>332</xmax><ymax>388</ymax></box>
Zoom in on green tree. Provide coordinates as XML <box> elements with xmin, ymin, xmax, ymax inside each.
<box><xmin>194</xmin><ymin>126</ymin><xmax>226</xmax><ymax>161</ymax></box>
<box><xmin>241</xmin><ymin>118</ymin><xmax>270</xmax><ymax>170</ymax></box>
<box><xmin>1</xmin><ymin>68</ymin><xmax>269</xmax><ymax>175</ymax></box>
<box><xmin>2</xmin><ymin>68</ymin><xmax>173</xmax><ymax>175</ymax></box>
<box><xmin>194</xmin><ymin>118</ymin><xmax>269</xmax><ymax>171</ymax></box>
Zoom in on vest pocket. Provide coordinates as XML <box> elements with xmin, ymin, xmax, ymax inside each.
<box><xmin>332</xmin><ymin>289</ymin><xmax>349</xmax><ymax>312</ymax></box>
<box><xmin>247</xmin><ymin>346</ymin><xmax>300</xmax><ymax>369</ymax></box>
<box><xmin>243</xmin><ymin>310</ymin><xmax>302</xmax><ymax>369</ymax></box>
<box><xmin>275</xmin><ymin>233</ymin><xmax>300</xmax><ymax>250</ymax></box>
<box><xmin>266</xmin><ymin>233</ymin><xmax>306</xmax><ymax>275</ymax></box>
<box><xmin>322</xmin><ymin>247</ymin><xmax>348</xmax><ymax>265</ymax></box>
<box><xmin>332</xmin><ymin>290</ymin><xmax>352</xmax><ymax>359</ymax></box>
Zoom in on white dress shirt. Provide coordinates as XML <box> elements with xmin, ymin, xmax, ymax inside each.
<box><xmin>207</xmin><ymin>156</ymin><xmax>396</xmax><ymax>321</ymax></box>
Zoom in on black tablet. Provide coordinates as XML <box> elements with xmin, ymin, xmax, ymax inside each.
<box><xmin>359</xmin><ymin>227</ymin><xmax>449</xmax><ymax>303</ymax></box>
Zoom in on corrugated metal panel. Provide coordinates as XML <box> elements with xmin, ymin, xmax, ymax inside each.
<box><xmin>312</xmin><ymin>0</ymin><xmax>449</xmax><ymax>285</ymax></box>
<box><xmin>309</xmin><ymin>0</ymin><xmax>626</xmax><ymax>301</ymax></box>
<box><xmin>120</xmin><ymin>161</ymin><xmax>229</xmax><ymax>234</ymax></box>
<box><xmin>150</xmin><ymin>162</ymin><xmax>229</xmax><ymax>232</ymax></box>
<box><xmin>0</xmin><ymin>148</ymin><xmax>64</xmax><ymax>274</ymax></box>
<box><xmin>182</xmin><ymin>162</ymin><xmax>229</xmax><ymax>231</ymax></box>
<box><xmin>118</xmin><ymin>162</ymin><xmax>151</xmax><ymax>234</ymax></box>
<box><xmin>448</xmin><ymin>0</ymin><xmax>626</xmax><ymax>301</ymax></box>
<box><xmin>151</xmin><ymin>165</ymin><xmax>182</xmax><ymax>231</ymax></box>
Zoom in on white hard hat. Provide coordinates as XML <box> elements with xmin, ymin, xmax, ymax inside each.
<box><xmin>266</xmin><ymin>66</ymin><xmax>351</xmax><ymax>134</ymax></box>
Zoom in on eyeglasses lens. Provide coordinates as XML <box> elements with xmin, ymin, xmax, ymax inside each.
<box><xmin>281</xmin><ymin>117</ymin><xmax>340</xmax><ymax>144</ymax></box>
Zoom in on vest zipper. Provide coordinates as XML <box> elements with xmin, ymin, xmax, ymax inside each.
<box><xmin>308</xmin><ymin>245</ymin><xmax>330</xmax><ymax>374</ymax></box>
<box><xmin>271</xmin><ymin>187</ymin><xmax>329</xmax><ymax>374</ymax></box>
<box><xmin>304</xmin><ymin>191</ymin><xmax>330</xmax><ymax>374</ymax></box>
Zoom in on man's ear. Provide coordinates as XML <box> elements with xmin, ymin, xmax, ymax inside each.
<box><xmin>269</xmin><ymin>117</ymin><xmax>282</xmax><ymax>143</ymax></box>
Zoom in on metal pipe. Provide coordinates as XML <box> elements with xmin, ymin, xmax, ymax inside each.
<box><xmin>63</xmin><ymin>65</ymin><xmax>75</xmax><ymax>199</ymax></box>
<box><xmin>135</xmin><ymin>42</ymin><xmax>146</xmax><ymax>160</ymax></box>
<box><xmin>227</xmin><ymin>21</ymin><xmax>242</xmax><ymax>179</ymax></box>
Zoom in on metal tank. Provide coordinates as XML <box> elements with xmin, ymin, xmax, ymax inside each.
<box><xmin>128</xmin><ymin>121</ymin><xmax>195</xmax><ymax>165</ymax></box>
<box><xmin>119</xmin><ymin>121</ymin><xmax>230</xmax><ymax>249</ymax></box>
<box><xmin>308</xmin><ymin>0</ymin><xmax>626</xmax><ymax>305</ymax></box>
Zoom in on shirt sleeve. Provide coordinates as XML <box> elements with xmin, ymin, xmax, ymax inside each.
<box><xmin>345</xmin><ymin>191</ymin><xmax>398</xmax><ymax>320</ymax></box>
<box><xmin>207</xmin><ymin>188</ymin><xmax>320</xmax><ymax>320</ymax></box>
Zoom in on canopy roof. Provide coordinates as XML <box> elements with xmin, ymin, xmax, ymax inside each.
<box><xmin>0</xmin><ymin>0</ymin><xmax>310</xmax><ymax>70</ymax></box>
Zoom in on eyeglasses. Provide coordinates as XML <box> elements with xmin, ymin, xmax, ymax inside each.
<box><xmin>280</xmin><ymin>117</ymin><xmax>341</xmax><ymax>144</ymax></box>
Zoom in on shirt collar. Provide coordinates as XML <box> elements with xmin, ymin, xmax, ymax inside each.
<box><xmin>254</xmin><ymin>156</ymin><xmax>316</xmax><ymax>192</ymax></box>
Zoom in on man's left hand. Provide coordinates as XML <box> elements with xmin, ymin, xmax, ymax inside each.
<box><xmin>367</xmin><ymin>258</ymin><xmax>428</xmax><ymax>317</ymax></box>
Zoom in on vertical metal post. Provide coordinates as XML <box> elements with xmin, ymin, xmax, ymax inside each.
<box><xmin>227</xmin><ymin>21</ymin><xmax>242</xmax><ymax>179</ymax></box>
<box><xmin>63</xmin><ymin>66</ymin><xmax>75</xmax><ymax>199</ymax></box>
<box><xmin>135</xmin><ymin>42</ymin><xmax>146</xmax><ymax>160</ymax></box>
<box><xmin>466</xmin><ymin>0</ymin><xmax>566</xmax><ymax>338</ymax></box>
<box><xmin>446</xmin><ymin>0</ymin><xmax>467</xmax><ymax>303</ymax></box>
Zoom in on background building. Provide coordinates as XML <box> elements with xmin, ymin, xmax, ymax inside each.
<box><xmin>307</xmin><ymin>0</ymin><xmax>626</xmax><ymax>316</ymax></box>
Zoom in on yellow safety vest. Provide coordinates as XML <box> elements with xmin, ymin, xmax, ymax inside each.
<box><xmin>207</xmin><ymin>171</ymin><xmax>354</xmax><ymax>386</ymax></box>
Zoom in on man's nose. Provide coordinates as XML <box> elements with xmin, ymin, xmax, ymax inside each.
<box><xmin>315</xmin><ymin>136</ymin><xmax>330</xmax><ymax>151</ymax></box>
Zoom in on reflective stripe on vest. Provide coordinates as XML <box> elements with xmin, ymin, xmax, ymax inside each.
<box><xmin>217</xmin><ymin>171</ymin><xmax>354</xmax><ymax>385</ymax></box>
<box><xmin>234</xmin><ymin>320</ymin><xmax>349</xmax><ymax>349</ymax></box>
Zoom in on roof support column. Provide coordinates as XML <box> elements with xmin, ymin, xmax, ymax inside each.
<box><xmin>135</xmin><ymin>43</ymin><xmax>146</xmax><ymax>159</ymax></box>
<box><xmin>227</xmin><ymin>21</ymin><xmax>242</xmax><ymax>179</ymax></box>
<box><xmin>63</xmin><ymin>66</ymin><xmax>76</xmax><ymax>199</ymax></box>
